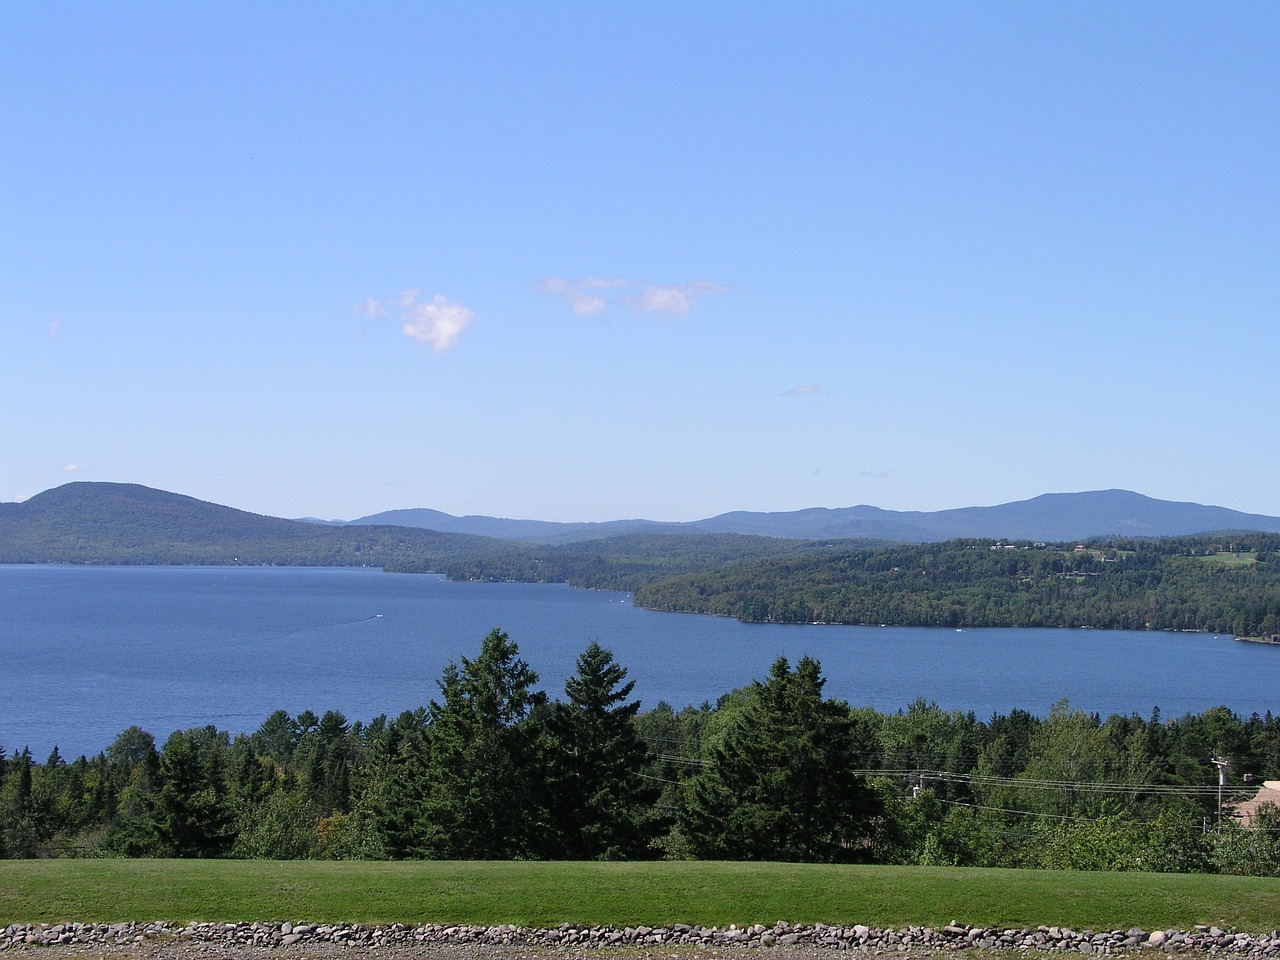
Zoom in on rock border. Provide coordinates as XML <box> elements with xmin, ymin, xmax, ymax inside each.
<box><xmin>5</xmin><ymin>922</ymin><xmax>1280</xmax><ymax>955</ymax></box>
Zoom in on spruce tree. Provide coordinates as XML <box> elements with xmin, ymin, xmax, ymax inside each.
<box><xmin>679</xmin><ymin>656</ymin><xmax>880</xmax><ymax>862</ymax></box>
<box><xmin>148</xmin><ymin>729</ymin><xmax>233</xmax><ymax>857</ymax></box>
<box><xmin>540</xmin><ymin>642</ymin><xmax>661</xmax><ymax>859</ymax></box>
<box><xmin>416</xmin><ymin>628</ymin><xmax>546</xmax><ymax>858</ymax></box>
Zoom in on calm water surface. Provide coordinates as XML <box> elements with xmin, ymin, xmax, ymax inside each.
<box><xmin>1</xmin><ymin>565</ymin><xmax>1276</xmax><ymax>756</ymax></box>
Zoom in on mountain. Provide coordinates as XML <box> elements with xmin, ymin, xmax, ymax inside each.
<box><xmin>345</xmin><ymin>507</ymin><xmax>683</xmax><ymax>543</ymax></box>
<box><xmin>0</xmin><ymin>482</ymin><xmax>499</xmax><ymax>566</ymax></box>
<box><xmin>690</xmin><ymin>490</ymin><xmax>1280</xmax><ymax>542</ymax></box>
<box><xmin>5</xmin><ymin>484</ymin><xmax>1278</xmax><ymax>566</ymax></box>
<box><xmin>345</xmin><ymin>489</ymin><xmax>1280</xmax><ymax>544</ymax></box>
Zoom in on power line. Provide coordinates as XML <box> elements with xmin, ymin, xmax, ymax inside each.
<box><xmin>858</xmin><ymin>768</ymin><xmax>1253</xmax><ymax>798</ymax></box>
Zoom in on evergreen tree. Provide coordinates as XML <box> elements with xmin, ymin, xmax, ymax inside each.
<box><xmin>100</xmin><ymin>727</ymin><xmax>163</xmax><ymax>856</ymax></box>
<box><xmin>353</xmin><ymin>708</ymin><xmax>431</xmax><ymax>859</ymax></box>
<box><xmin>0</xmin><ymin>748</ymin><xmax>37</xmax><ymax>857</ymax></box>
<box><xmin>540</xmin><ymin>642</ymin><xmax>661</xmax><ymax>859</ymax></box>
<box><xmin>148</xmin><ymin>729</ymin><xmax>233</xmax><ymax>857</ymax></box>
<box><xmin>298</xmin><ymin>710</ymin><xmax>353</xmax><ymax>813</ymax></box>
<box><xmin>0</xmin><ymin>746</ymin><xmax>6</xmax><ymax>858</ymax></box>
<box><xmin>416</xmin><ymin>628</ymin><xmax>546</xmax><ymax>858</ymax></box>
<box><xmin>679</xmin><ymin>656</ymin><xmax>881</xmax><ymax>862</ymax></box>
<box><xmin>252</xmin><ymin>710</ymin><xmax>301</xmax><ymax>767</ymax></box>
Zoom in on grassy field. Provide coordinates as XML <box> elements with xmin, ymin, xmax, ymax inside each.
<box><xmin>1197</xmin><ymin>551</ymin><xmax>1258</xmax><ymax>567</ymax></box>
<box><xmin>1</xmin><ymin>860</ymin><xmax>1278</xmax><ymax>932</ymax></box>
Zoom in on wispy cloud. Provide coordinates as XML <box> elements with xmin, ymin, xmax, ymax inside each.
<box><xmin>354</xmin><ymin>296</ymin><xmax>388</xmax><ymax>318</ymax></box>
<box><xmin>63</xmin><ymin>464</ymin><xmax>81</xmax><ymax>473</ymax></box>
<box><xmin>47</xmin><ymin>316</ymin><xmax>62</xmax><ymax>338</ymax></box>
<box><xmin>631</xmin><ymin>281</ymin><xmax>730</xmax><ymax>316</ymax></box>
<box><xmin>536</xmin><ymin>276</ymin><xmax>730</xmax><ymax>317</ymax></box>
<box><xmin>354</xmin><ymin>289</ymin><xmax>474</xmax><ymax>354</ymax></box>
<box><xmin>535</xmin><ymin>277</ymin><xmax>634</xmax><ymax>316</ymax></box>
<box><xmin>860</xmin><ymin>470</ymin><xmax>899</xmax><ymax>481</ymax></box>
<box><xmin>782</xmin><ymin>385</ymin><xmax>824</xmax><ymax>397</ymax></box>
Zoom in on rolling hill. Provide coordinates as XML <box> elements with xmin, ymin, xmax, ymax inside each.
<box><xmin>0</xmin><ymin>482</ymin><xmax>499</xmax><ymax>568</ymax></box>
<box><xmin>344</xmin><ymin>489</ymin><xmax>1280</xmax><ymax>543</ymax></box>
<box><xmin>5</xmin><ymin>482</ymin><xmax>1279</xmax><ymax>569</ymax></box>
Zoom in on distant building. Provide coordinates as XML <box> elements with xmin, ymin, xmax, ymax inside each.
<box><xmin>1231</xmin><ymin>781</ymin><xmax>1280</xmax><ymax>827</ymax></box>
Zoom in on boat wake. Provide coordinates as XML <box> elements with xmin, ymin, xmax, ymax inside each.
<box><xmin>277</xmin><ymin>614</ymin><xmax>384</xmax><ymax>640</ymax></box>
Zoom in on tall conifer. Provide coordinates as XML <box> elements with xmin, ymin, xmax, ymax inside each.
<box><xmin>540</xmin><ymin>642</ymin><xmax>661</xmax><ymax>859</ymax></box>
<box><xmin>680</xmin><ymin>656</ymin><xmax>880</xmax><ymax>862</ymax></box>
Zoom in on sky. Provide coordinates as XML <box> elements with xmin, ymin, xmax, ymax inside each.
<box><xmin>3</xmin><ymin>3</ymin><xmax>1278</xmax><ymax>523</ymax></box>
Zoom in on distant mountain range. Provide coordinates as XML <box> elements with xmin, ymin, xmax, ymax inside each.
<box><xmin>2</xmin><ymin>484</ymin><xmax>1278</xmax><ymax>567</ymax></box>
<box><xmin>331</xmin><ymin>489</ymin><xmax>1280</xmax><ymax>544</ymax></box>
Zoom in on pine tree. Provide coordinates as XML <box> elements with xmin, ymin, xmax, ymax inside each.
<box><xmin>353</xmin><ymin>708</ymin><xmax>431</xmax><ymax>859</ymax></box>
<box><xmin>1</xmin><ymin>748</ymin><xmax>38</xmax><ymax>857</ymax></box>
<box><xmin>679</xmin><ymin>656</ymin><xmax>881</xmax><ymax>862</ymax></box>
<box><xmin>148</xmin><ymin>729</ymin><xmax>233</xmax><ymax>857</ymax></box>
<box><xmin>416</xmin><ymin>628</ymin><xmax>547</xmax><ymax>858</ymax></box>
<box><xmin>540</xmin><ymin>642</ymin><xmax>661</xmax><ymax>859</ymax></box>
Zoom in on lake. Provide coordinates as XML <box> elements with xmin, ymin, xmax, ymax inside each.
<box><xmin>1</xmin><ymin>564</ymin><xmax>1275</xmax><ymax>757</ymax></box>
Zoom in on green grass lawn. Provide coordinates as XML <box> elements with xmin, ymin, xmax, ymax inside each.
<box><xmin>1196</xmin><ymin>552</ymin><xmax>1257</xmax><ymax>568</ymax></box>
<box><xmin>2</xmin><ymin>860</ymin><xmax>1277</xmax><ymax>933</ymax></box>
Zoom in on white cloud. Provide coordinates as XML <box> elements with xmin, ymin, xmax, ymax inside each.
<box><xmin>353</xmin><ymin>296</ymin><xmax>387</xmax><ymax>318</ymax></box>
<box><xmin>536</xmin><ymin>276</ymin><xmax>729</xmax><ymax>317</ymax></box>
<box><xmin>782</xmin><ymin>385</ymin><xmax>824</xmax><ymax>397</ymax></box>
<box><xmin>354</xmin><ymin>289</ymin><xmax>474</xmax><ymax>353</ymax></box>
<box><xmin>632</xmin><ymin>281</ymin><xmax>730</xmax><ymax>315</ymax></box>
<box><xmin>860</xmin><ymin>470</ymin><xmax>899</xmax><ymax>480</ymax></box>
<box><xmin>47</xmin><ymin>317</ymin><xmax>61</xmax><ymax>338</ymax></box>
<box><xmin>535</xmin><ymin>277</ymin><xmax>634</xmax><ymax>316</ymax></box>
<box><xmin>63</xmin><ymin>464</ymin><xmax>80</xmax><ymax>472</ymax></box>
<box><xmin>401</xmin><ymin>294</ymin><xmax>474</xmax><ymax>353</ymax></box>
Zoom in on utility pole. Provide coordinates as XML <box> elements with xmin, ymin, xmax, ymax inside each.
<box><xmin>1211</xmin><ymin>756</ymin><xmax>1229</xmax><ymax>825</ymax></box>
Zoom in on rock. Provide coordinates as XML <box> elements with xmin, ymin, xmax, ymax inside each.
<box><xmin>1</xmin><ymin>917</ymin><xmax>1272</xmax><ymax>956</ymax></box>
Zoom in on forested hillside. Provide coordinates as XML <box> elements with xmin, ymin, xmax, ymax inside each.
<box><xmin>634</xmin><ymin>533</ymin><xmax>1280</xmax><ymax>637</ymax></box>
<box><xmin>425</xmin><ymin>533</ymin><xmax>874</xmax><ymax>591</ymax></box>
<box><xmin>0</xmin><ymin>482</ymin><xmax>502</xmax><ymax>568</ymax></box>
<box><xmin>4</xmin><ymin>631</ymin><xmax>1280</xmax><ymax>875</ymax></box>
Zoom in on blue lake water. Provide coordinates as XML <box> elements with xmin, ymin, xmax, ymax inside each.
<box><xmin>1</xmin><ymin>564</ymin><xmax>1276</xmax><ymax>757</ymax></box>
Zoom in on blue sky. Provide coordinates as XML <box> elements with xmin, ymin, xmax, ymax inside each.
<box><xmin>4</xmin><ymin>3</ymin><xmax>1277</xmax><ymax>522</ymax></box>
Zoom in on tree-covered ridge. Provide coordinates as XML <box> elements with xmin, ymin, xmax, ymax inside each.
<box><xmin>0</xmin><ymin>482</ymin><xmax>507</xmax><ymax>568</ymax></box>
<box><xmin>3</xmin><ymin>483</ymin><xmax>1278</xmax><ymax>637</ymax></box>
<box><xmin>634</xmin><ymin>533</ymin><xmax>1280</xmax><ymax>637</ymax></box>
<box><xmin>4</xmin><ymin>630</ymin><xmax>1280</xmax><ymax>874</ymax></box>
<box><xmin>425</xmin><ymin>533</ymin><xmax>867</xmax><ymax>591</ymax></box>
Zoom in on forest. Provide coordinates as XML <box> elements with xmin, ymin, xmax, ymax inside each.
<box><xmin>425</xmin><ymin>532</ymin><xmax>1280</xmax><ymax>637</ymax></box>
<box><xmin>628</xmin><ymin>533</ymin><xmax>1280</xmax><ymax>637</ymax></box>
<box><xmin>4</xmin><ymin>629</ymin><xmax>1280</xmax><ymax>874</ymax></box>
